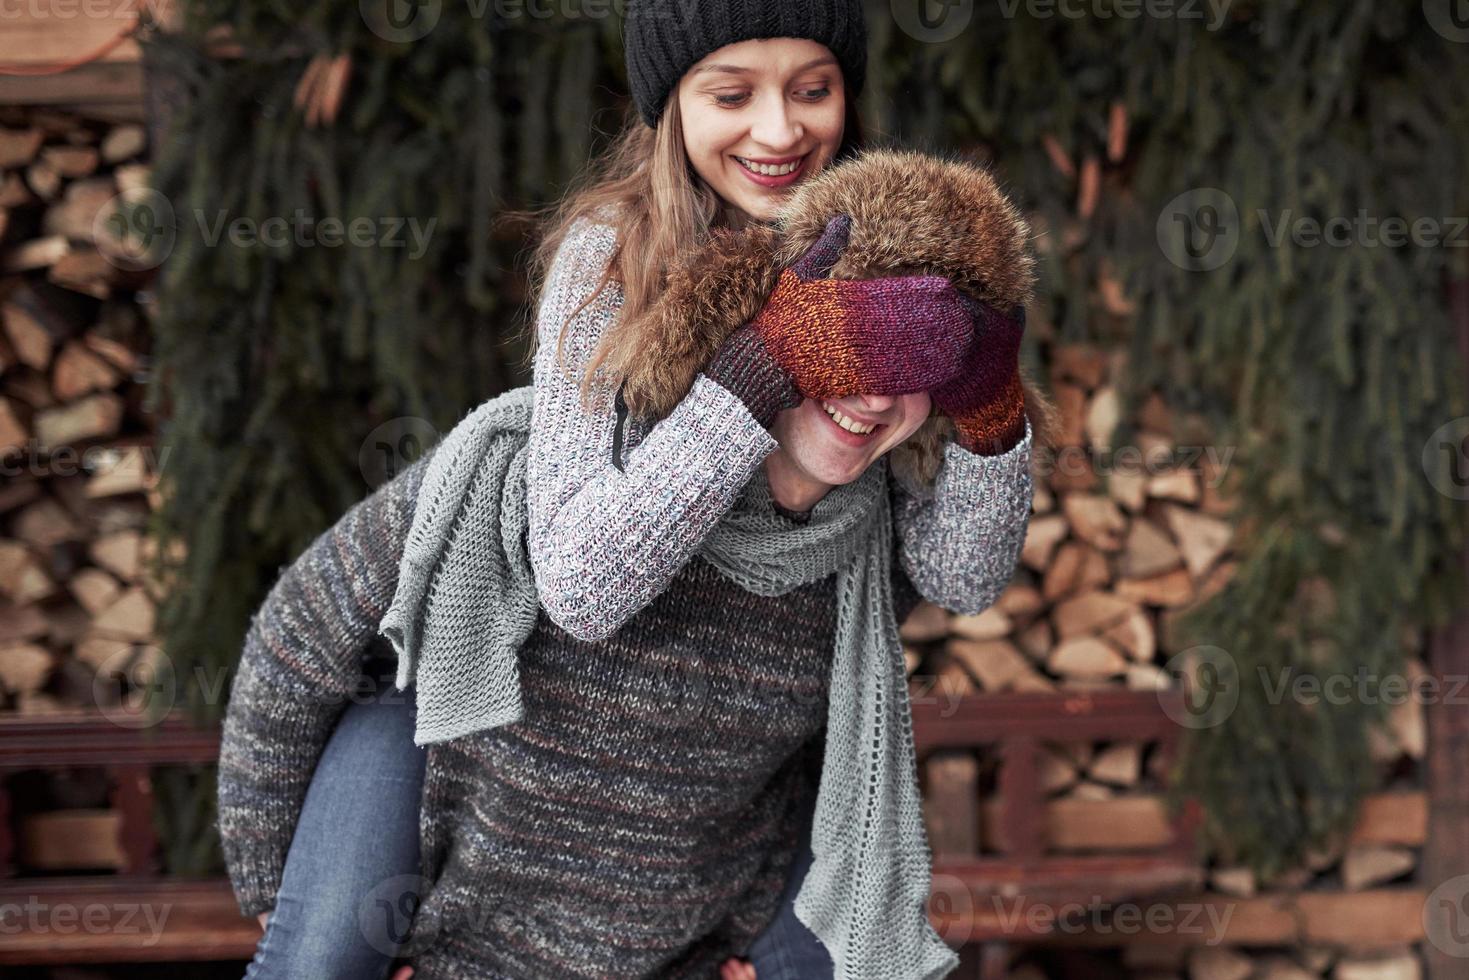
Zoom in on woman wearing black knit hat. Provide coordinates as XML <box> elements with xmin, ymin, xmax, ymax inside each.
<box><xmin>219</xmin><ymin>0</ymin><xmax>1037</xmax><ymax>977</ymax></box>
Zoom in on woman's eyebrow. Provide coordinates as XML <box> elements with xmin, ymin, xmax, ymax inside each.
<box><xmin>692</xmin><ymin>55</ymin><xmax>839</xmax><ymax>76</ymax></box>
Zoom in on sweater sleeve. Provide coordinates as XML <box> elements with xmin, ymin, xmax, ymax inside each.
<box><xmin>216</xmin><ymin>445</ymin><xmax>436</xmax><ymax>917</ymax></box>
<box><xmin>889</xmin><ymin>416</ymin><xmax>1034</xmax><ymax>616</ymax></box>
<box><xmin>526</xmin><ymin>215</ymin><xmax>779</xmax><ymax>642</ymax></box>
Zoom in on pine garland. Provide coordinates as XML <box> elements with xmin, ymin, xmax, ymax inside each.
<box><xmin>139</xmin><ymin>5</ymin><xmax>625</xmax><ymax>724</ymax></box>
<box><xmin>138</xmin><ymin>6</ymin><xmax>628</xmax><ymax>869</ymax></box>
<box><xmin>898</xmin><ymin>0</ymin><xmax>1468</xmax><ymax>877</ymax></box>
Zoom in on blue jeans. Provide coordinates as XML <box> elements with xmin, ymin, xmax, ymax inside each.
<box><xmin>241</xmin><ymin>671</ymin><xmax>832</xmax><ymax>979</ymax></box>
<box><xmin>244</xmin><ymin>676</ymin><xmax>427</xmax><ymax>980</ymax></box>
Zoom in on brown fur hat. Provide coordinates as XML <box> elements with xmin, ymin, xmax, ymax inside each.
<box><xmin>615</xmin><ymin>147</ymin><xmax>1059</xmax><ymax>490</ymax></box>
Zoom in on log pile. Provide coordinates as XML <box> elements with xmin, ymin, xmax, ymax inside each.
<box><xmin>902</xmin><ymin>341</ymin><xmax>1429</xmax><ymax>978</ymax></box>
<box><xmin>0</xmin><ymin>106</ymin><xmax>168</xmax><ymax>732</ymax></box>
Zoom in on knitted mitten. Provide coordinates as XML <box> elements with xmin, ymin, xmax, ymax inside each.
<box><xmin>705</xmin><ymin>214</ymin><xmax>986</xmax><ymax>428</ymax></box>
<box><xmin>700</xmin><ymin>215</ymin><xmax>865</xmax><ymax>428</ymax></box>
<box><xmin>930</xmin><ymin>296</ymin><xmax>1028</xmax><ymax>456</ymax></box>
<box><xmin>702</xmin><ymin>322</ymin><xmax>804</xmax><ymax>429</ymax></box>
<box><xmin>746</xmin><ymin>214</ymin><xmax>980</xmax><ymax>400</ymax></box>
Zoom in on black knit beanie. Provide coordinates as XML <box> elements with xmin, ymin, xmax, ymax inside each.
<box><xmin>622</xmin><ymin>0</ymin><xmax>868</xmax><ymax>130</ymax></box>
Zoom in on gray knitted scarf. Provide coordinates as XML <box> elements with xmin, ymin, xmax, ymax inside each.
<box><xmin>379</xmin><ymin>385</ymin><xmax>958</xmax><ymax>980</ymax></box>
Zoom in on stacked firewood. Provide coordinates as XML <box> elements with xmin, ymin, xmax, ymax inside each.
<box><xmin>902</xmin><ymin>341</ymin><xmax>1429</xmax><ymax>979</ymax></box>
<box><xmin>0</xmin><ymin>107</ymin><xmax>166</xmax><ymax>720</ymax></box>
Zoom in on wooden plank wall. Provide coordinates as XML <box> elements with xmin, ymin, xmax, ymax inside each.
<box><xmin>0</xmin><ymin>0</ymin><xmax>181</xmax><ymax>112</ymax></box>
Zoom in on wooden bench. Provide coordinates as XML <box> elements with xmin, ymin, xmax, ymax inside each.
<box><xmin>913</xmin><ymin>688</ymin><xmax>1206</xmax><ymax>979</ymax></box>
<box><xmin>0</xmin><ymin>711</ymin><xmax>260</xmax><ymax>965</ymax></box>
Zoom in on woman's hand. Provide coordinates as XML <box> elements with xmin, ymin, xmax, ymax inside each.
<box><xmin>702</xmin><ymin>213</ymin><xmax>861</xmax><ymax>429</ymax></box>
<box><xmin>750</xmin><ymin>213</ymin><xmax>978</xmax><ymax>402</ymax></box>
<box><xmin>929</xmin><ymin>295</ymin><xmax>1028</xmax><ymax>456</ymax></box>
<box><xmin>705</xmin><ymin>213</ymin><xmax>978</xmax><ymax>429</ymax></box>
<box><xmin>390</xmin><ymin>968</ymin><xmax>414</xmax><ymax>980</ymax></box>
<box><xmin>702</xmin><ymin>322</ymin><xmax>805</xmax><ymax>430</ymax></box>
<box><xmin>720</xmin><ymin>956</ymin><xmax>757</xmax><ymax>980</ymax></box>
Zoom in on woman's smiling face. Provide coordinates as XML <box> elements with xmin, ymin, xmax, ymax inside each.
<box><xmin>676</xmin><ymin>37</ymin><xmax>847</xmax><ymax>226</ymax></box>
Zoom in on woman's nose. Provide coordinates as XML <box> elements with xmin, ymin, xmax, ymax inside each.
<box><xmin>749</xmin><ymin>95</ymin><xmax>802</xmax><ymax>149</ymax></box>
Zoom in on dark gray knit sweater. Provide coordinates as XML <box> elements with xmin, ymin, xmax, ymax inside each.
<box><xmin>216</xmin><ymin>214</ymin><xmax>1034</xmax><ymax>978</ymax></box>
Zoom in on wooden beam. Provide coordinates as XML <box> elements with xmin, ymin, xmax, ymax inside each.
<box><xmin>0</xmin><ymin>877</ymin><xmax>258</xmax><ymax>964</ymax></box>
<box><xmin>996</xmin><ymin>736</ymin><xmax>1044</xmax><ymax>859</ymax></box>
<box><xmin>0</xmin><ymin>0</ymin><xmax>183</xmax><ymax>107</ymax></box>
<box><xmin>1423</xmin><ymin>253</ymin><xmax>1469</xmax><ymax>980</ymax></box>
<box><xmin>0</xmin><ymin>712</ymin><xmax>220</xmax><ymax>769</ymax></box>
<box><xmin>913</xmin><ymin>689</ymin><xmax>1188</xmax><ymax>749</ymax></box>
<box><xmin>0</xmin><ymin>64</ymin><xmax>143</xmax><ymax>108</ymax></box>
<box><xmin>0</xmin><ymin>9</ymin><xmax>142</xmax><ymax>69</ymax></box>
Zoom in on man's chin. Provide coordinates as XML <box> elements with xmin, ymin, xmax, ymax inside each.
<box><xmin>807</xmin><ymin>455</ymin><xmax>869</xmax><ymax>487</ymax></box>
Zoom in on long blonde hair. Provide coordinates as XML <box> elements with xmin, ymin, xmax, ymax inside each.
<box><xmin>506</xmin><ymin>88</ymin><xmax>866</xmax><ymax>413</ymax></box>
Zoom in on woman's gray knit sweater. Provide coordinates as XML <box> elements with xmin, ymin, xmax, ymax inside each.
<box><xmin>216</xmin><ymin>214</ymin><xmax>1034</xmax><ymax>978</ymax></box>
